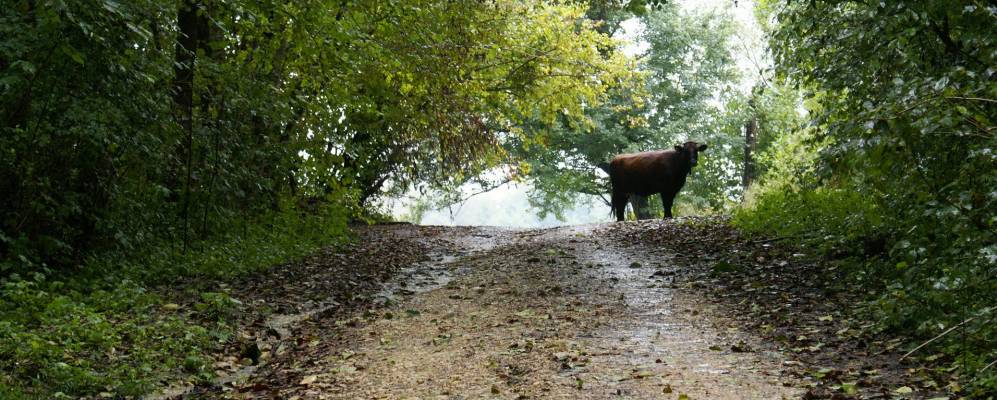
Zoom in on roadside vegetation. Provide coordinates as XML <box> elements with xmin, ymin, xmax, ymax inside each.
<box><xmin>733</xmin><ymin>1</ymin><xmax>995</xmax><ymax>395</ymax></box>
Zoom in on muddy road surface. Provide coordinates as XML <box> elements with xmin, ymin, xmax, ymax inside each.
<box><xmin>185</xmin><ymin>222</ymin><xmax>804</xmax><ymax>399</ymax></box>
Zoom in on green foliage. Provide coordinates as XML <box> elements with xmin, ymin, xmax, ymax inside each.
<box><xmin>740</xmin><ymin>0</ymin><xmax>996</xmax><ymax>393</ymax></box>
<box><xmin>734</xmin><ymin>122</ymin><xmax>879</xmax><ymax>248</ymax></box>
<box><xmin>509</xmin><ymin>87</ymin><xmax>652</xmax><ymax>219</ymax></box>
<box><xmin>743</xmin><ymin>83</ymin><xmax>808</xmax><ymax>178</ymax></box>
<box><xmin>1</xmin><ymin>0</ymin><xmax>175</xmax><ymax>267</ymax></box>
<box><xmin>128</xmin><ymin>194</ymin><xmax>353</xmax><ymax>282</ymax></box>
<box><xmin>1</xmin><ymin>0</ymin><xmax>632</xmax><ymax>273</ymax></box>
<box><xmin>298</xmin><ymin>0</ymin><xmax>637</xmax><ymax>203</ymax></box>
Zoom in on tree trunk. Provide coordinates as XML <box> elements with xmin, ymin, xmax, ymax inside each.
<box><xmin>173</xmin><ymin>1</ymin><xmax>198</xmax><ymax>133</ymax></box>
<box><xmin>742</xmin><ymin>116</ymin><xmax>757</xmax><ymax>192</ymax></box>
<box><xmin>173</xmin><ymin>0</ymin><xmax>206</xmax><ymax>252</ymax></box>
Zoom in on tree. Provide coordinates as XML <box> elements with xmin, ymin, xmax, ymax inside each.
<box><xmin>0</xmin><ymin>0</ymin><xmax>637</xmax><ymax>271</ymax></box>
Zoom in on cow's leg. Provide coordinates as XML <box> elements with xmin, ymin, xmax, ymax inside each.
<box><xmin>630</xmin><ymin>194</ymin><xmax>652</xmax><ymax>220</ymax></box>
<box><xmin>661</xmin><ymin>193</ymin><xmax>675</xmax><ymax>219</ymax></box>
<box><xmin>611</xmin><ymin>190</ymin><xmax>628</xmax><ymax>222</ymax></box>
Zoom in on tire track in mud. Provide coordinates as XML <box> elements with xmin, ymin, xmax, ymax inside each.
<box><xmin>199</xmin><ymin>224</ymin><xmax>801</xmax><ymax>399</ymax></box>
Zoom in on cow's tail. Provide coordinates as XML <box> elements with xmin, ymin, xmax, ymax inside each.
<box><xmin>607</xmin><ymin>163</ymin><xmax>615</xmax><ymax>216</ymax></box>
<box><xmin>607</xmin><ymin>163</ymin><xmax>625</xmax><ymax>221</ymax></box>
<box><xmin>610</xmin><ymin>198</ymin><xmax>623</xmax><ymax>219</ymax></box>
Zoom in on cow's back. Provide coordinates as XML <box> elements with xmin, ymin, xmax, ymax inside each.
<box><xmin>609</xmin><ymin>150</ymin><xmax>675</xmax><ymax>194</ymax></box>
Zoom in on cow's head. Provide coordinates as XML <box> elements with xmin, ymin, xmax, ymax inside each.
<box><xmin>674</xmin><ymin>141</ymin><xmax>708</xmax><ymax>167</ymax></box>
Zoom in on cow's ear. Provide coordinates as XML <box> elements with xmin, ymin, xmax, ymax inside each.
<box><xmin>674</xmin><ymin>145</ymin><xmax>683</xmax><ymax>152</ymax></box>
<box><xmin>697</xmin><ymin>143</ymin><xmax>708</xmax><ymax>152</ymax></box>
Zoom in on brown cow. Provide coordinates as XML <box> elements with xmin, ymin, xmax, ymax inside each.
<box><xmin>609</xmin><ymin>141</ymin><xmax>708</xmax><ymax>221</ymax></box>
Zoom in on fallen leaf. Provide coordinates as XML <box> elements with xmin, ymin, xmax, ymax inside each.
<box><xmin>632</xmin><ymin>369</ymin><xmax>655</xmax><ymax>379</ymax></box>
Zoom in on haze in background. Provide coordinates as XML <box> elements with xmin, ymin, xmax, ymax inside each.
<box><xmin>391</xmin><ymin>0</ymin><xmax>765</xmax><ymax>227</ymax></box>
<box><xmin>417</xmin><ymin>182</ymin><xmax>610</xmax><ymax>227</ymax></box>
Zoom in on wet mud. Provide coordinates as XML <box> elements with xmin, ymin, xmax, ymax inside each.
<box><xmin>192</xmin><ymin>223</ymin><xmax>801</xmax><ymax>399</ymax></box>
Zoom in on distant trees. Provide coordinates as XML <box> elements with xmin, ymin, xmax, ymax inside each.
<box><xmin>506</xmin><ymin>2</ymin><xmax>743</xmax><ymax>219</ymax></box>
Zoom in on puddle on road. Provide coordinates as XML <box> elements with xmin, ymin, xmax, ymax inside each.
<box><xmin>373</xmin><ymin>226</ymin><xmax>513</xmax><ymax>305</ymax></box>
<box><xmin>373</xmin><ymin>253</ymin><xmax>460</xmax><ymax>305</ymax></box>
<box><xmin>578</xmin><ymin>246</ymin><xmax>700</xmax><ymax>361</ymax></box>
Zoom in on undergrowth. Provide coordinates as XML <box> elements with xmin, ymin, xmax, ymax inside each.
<box><xmin>735</xmin><ymin>178</ymin><xmax>996</xmax><ymax>396</ymax></box>
<box><xmin>0</xmin><ymin>199</ymin><xmax>352</xmax><ymax>398</ymax></box>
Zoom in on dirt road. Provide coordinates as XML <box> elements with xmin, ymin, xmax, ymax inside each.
<box><xmin>191</xmin><ymin>223</ymin><xmax>802</xmax><ymax>399</ymax></box>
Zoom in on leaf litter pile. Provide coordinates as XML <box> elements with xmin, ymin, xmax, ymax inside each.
<box><xmin>602</xmin><ymin>217</ymin><xmax>955</xmax><ymax>399</ymax></box>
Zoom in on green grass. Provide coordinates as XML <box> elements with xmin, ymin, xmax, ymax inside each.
<box><xmin>734</xmin><ymin>182</ymin><xmax>883</xmax><ymax>252</ymax></box>
<box><xmin>0</xmin><ymin>202</ymin><xmax>351</xmax><ymax>397</ymax></box>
